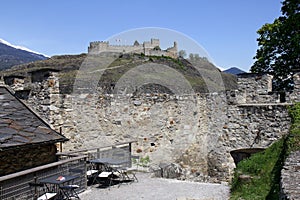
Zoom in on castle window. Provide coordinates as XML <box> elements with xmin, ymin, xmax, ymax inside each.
<box><xmin>153</xmin><ymin>46</ymin><xmax>161</xmax><ymax>51</ymax></box>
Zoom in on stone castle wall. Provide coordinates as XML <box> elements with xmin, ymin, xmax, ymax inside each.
<box><xmin>8</xmin><ymin>72</ymin><xmax>299</xmax><ymax>182</ymax></box>
<box><xmin>88</xmin><ymin>38</ymin><xmax>178</xmax><ymax>58</ymax></box>
<box><xmin>280</xmin><ymin>151</ymin><xmax>300</xmax><ymax>199</ymax></box>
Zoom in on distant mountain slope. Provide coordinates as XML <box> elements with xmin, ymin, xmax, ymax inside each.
<box><xmin>0</xmin><ymin>39</ymin><xmax>47</xmax><ymax>70</ymax></box>
<box><xmin>223</xmin><ymin>67</ymin><xmax>246</xmax><ymax>75</ymax></box>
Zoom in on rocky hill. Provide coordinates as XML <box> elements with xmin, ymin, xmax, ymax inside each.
<box><xmin>0</xmin><ymin>53</ymin><xmax>237</xmax><ymax>94</ymax></box>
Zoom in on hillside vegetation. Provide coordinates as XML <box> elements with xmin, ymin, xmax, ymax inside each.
<box><xmin>0</xmin><ymin>53</ymin><xmax>237</xmax><ymax>94</ymax></box>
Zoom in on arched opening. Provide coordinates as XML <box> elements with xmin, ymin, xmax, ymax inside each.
<box><xmin>133</xmin><ymin>83</ymin><xmax>175</xmax><ymax>95</ymax></box>
<box><xmin>230</xmin><ymin>148</ymin><xmax>265</xmax><ymax>165</ymax></box>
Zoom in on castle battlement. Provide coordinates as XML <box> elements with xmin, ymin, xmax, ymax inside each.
<box><xmin>88</xmin><ymin>38</ymin><xmax>178</xmax><ymax>58</ymax></box>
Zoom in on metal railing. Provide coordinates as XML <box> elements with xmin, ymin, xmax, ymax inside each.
<box><xmin>0</xmin><ymin>141</ymin><xmax>136</xmax><ymax>200</ymax></box>
<box><xmin>0</xmin><ymin>156</ymin><xmax>87</xmax><ymax>200</ymax></box>
<box><xmin>57</xmin><ymin>140</ymin><xmax>136</xmax><ymax>168</ymax></box>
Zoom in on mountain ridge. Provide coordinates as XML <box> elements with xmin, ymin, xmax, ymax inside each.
<box><xmin>0</xmin><ymin>39</ymin><xmax>48</xmax><ymax>70</ymax></box>
<box><xmin>223</xmin><ymin>67</ymin><xmax>246</xmax><ymax>75</ymax></box>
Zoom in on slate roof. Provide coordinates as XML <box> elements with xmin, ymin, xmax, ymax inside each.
<box><xmin>0</xmin><ymin>86</ymin><xmax>68</xmax><ymax>150</ymax></box>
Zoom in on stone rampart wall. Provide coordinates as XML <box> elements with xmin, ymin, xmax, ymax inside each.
<box><xmin>25</xmin><ymin>92</ymin><xmax>291</xmax><ymax>181</ymax></box>
<box><xmin>17</xmin><ymin>72</ymin><xmax>300</xmax><ymax>182</ymax></box>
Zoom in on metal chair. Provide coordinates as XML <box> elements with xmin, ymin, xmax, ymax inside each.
<box><xmin>59</xmin><ymin>168</ymin><xmax>82</xmax><ymax>200</ymax></box>
<box><xmin>29</xmin><ymin>182</ymin><xmax>57</xmax><ymax>200</ymax></box>
<box><xmin>86</xmin><ymin>162</ymin><xmax>99</xmax><ymax>186</ymax></box>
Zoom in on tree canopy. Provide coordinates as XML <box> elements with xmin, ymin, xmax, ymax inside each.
<box><xmin>251</xmin><ymin>0</ymin><xmax>300</xmax><ymax>91</ymax></box>
<box><xmin>178</xmin><ymin>50</ymin><xmax>186</xmax><ymax>58</ymax></box>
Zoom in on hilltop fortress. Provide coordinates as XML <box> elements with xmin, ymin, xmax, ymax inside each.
<box><xmin>88</xmin><ymin>38</ymin><xmax>178</xmax><ymax>58</ymax></box>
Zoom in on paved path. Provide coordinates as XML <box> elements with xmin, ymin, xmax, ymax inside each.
<box><xmin>79</xmin><ymin>172</ymin><xmax>230</xmax><ymax>200</ymax></box>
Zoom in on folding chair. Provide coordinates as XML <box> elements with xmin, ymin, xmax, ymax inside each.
<box><xmin>96</xmin><ymin>171</ymin><xmax>114</xmax><ymax>187</ymax></box>
<box><xmin>123</xmin><ymin>168</ymin><xmax>138</xmax><ymax>182</ymax></box>
<box><xmin>29</xmin><ymin>182</ymin><xmax>57</xmax><ymax>200</ymax></box>
<box><xmin>59</xmin><ymin>168</ymin><xmax>82</xmax><ymax>199</ymax></box>
<box><xmin>60</xmin><ymin>185</ymin><xmax>80</xmax><ymax>200</ymax></box>
<box><xmin>86</xmin><ymin>160</ymin><xmax>99</xmax><ymax>185</ymax></box>
<box><xmin>117</xmin><ymin>167</ymin><xmax>138</xmax><ymax>184</ymax></box>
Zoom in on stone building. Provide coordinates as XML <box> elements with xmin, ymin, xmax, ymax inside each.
<box><xmin>88</xmin><ymin>38</ymin><xmax>178</xmax><ymax>58</ymax></box>
<box><xmin>0</xmin><ymin>85</ymin><xmax>68</xmax><ymax>176</ymax></box>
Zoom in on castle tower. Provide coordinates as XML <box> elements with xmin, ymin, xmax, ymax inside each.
<box><xmin>151</xmin><ymin>38</ymin><xmax>160</xmax><ymax>47</ymax></box>
<box><xmin>174</xmin><ymin>41</ymin><xmax>177</xmax><ymax>50</ymax></box>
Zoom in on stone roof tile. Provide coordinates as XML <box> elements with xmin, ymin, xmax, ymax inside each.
<box><xmin>0</xmin><ymin>86</ymin><xmax>68</xmax><ymax>150</ymax></box>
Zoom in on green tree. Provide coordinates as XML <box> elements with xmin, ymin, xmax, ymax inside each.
<box><xmin>188</xmin><ymin>53</ymin><xmax>207</xmax><ymax>62</ymax></box>
<box><xmin>251</xmin><ymin>0</ymin><xmax>300</xmax><ymax>91</ymax></box>
<box><xmin>188</xmin><ymin>53</ymin><xmax>194</xmax><ymax>61</ymax></box>
<box><xmin>178</xmin><ymin>50</ymin><xmax>186</xmax><ymax>58</ymax></box>
<box><xmin>194</xmin><ymin>53</ymin><xmax>200</xmax><ymax>61</ymax></box>
<box><xmin>153</xmin><ymin>46</ymin><xmax>161</xmax><ymax>51</ymax></box>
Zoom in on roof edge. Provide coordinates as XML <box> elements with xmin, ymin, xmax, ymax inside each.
<box><xmin>0</xmin><ymin>138</ymin><xmax>68</xmax><ymax>151</ymax></box>
<box><xmin>0</xmin><ymin>85</ymin><xmax>68</xmax><ymax>141</ymax></box>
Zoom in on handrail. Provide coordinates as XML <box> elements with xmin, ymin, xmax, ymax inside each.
<box><xmin>0</xmin><ymin>155</ymin><xmax>87</xmax><ymax>182</ymax></box>
<box><xmin>56</xmin><ymin>140</ymin><xmax>137</xmax><ymax>156</ymax></box>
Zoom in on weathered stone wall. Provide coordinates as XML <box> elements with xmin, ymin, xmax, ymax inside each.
<box><xmin>224</xmin><ymin>104</ymin><xmax>291</xmax><ymax>149</ymax></box>
<box><xmin>236</xmin><ymin>73</ymin><xmax>278</xmax><ymax>104</ymax></box>
<box><xmin>13</xmin><ymin>72</ymin><xmax>300</xmax><ymax>182</ymax></box>
<box><xmin>280</xmin><ymin>151</ymin><xmax>300</xmax><ymax>200</ymax></box>
<box><xmin>291</xmin><ymin>72</ymin><xmax>300</xmax><ymax>102</ymax></box>
<box><xmin>25</xmin><ymin>72</ymin><xmax>60</xmax><ymax>123</ymax></box>
<box><xmin>198</xmin><ymin>92</ymin><xmax>291</xmax><ymax>181</ymax></box>
<box><xmin>28</xmin><ymin>91</ymin><xmax>291</xmax><ymax>182</ymax></box>
<box><xmin>0</xmin><ymin>144</ymin><xmax>57</xmax><ymax>176</ymax></box>
<box><xmin>237</xmin><ymin>72</ymin><xmax>300</xmax><ymax>104</ymax></box>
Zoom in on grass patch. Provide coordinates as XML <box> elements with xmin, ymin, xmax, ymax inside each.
<box><xmin>230</xmin><ymin>139</ymin><xmax>285</xmax><ymax>200</ymax></box>
<box><xmin>230</xmin><ymin>102</ymin><xmax>300</xmax><ymax>200</ymax></box>
<box><xmin>287</xmin><ymin>102</ymin><xmax>300</xmax><ymax>153</ymax></box>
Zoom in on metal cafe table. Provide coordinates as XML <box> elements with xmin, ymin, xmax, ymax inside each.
<box><xmin>39</xmin><ymin>174</ymin><xmax>79</xmax><ymax>199</ymax></box>
<box><xmin>89</xmin><ymin>158</ymin><xmax>128</xmax><ymax>186</ymax></box>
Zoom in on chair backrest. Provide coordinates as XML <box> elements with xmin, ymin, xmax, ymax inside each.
<box><xmin>68</xmin><ymin>168</ymin><xmax>85</xmax><ymax>191</ymax></box>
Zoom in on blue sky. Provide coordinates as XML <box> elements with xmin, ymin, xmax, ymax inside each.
<box><xmin>0</xmin><ymin>0</ymin><xmax>282</xmax><ymax>71</ymax></box>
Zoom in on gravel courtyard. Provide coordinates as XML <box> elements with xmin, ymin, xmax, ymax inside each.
<box><xmin>79</xmin><ymin>172</ymin><xmax>230</xmax><ymax>200</ymax></box>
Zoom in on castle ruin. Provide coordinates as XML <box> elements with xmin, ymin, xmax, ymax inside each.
<box><xmin>88</xmin><ymin>38</ymin><xmax>178</xmax><ymax>58</ymax></box>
